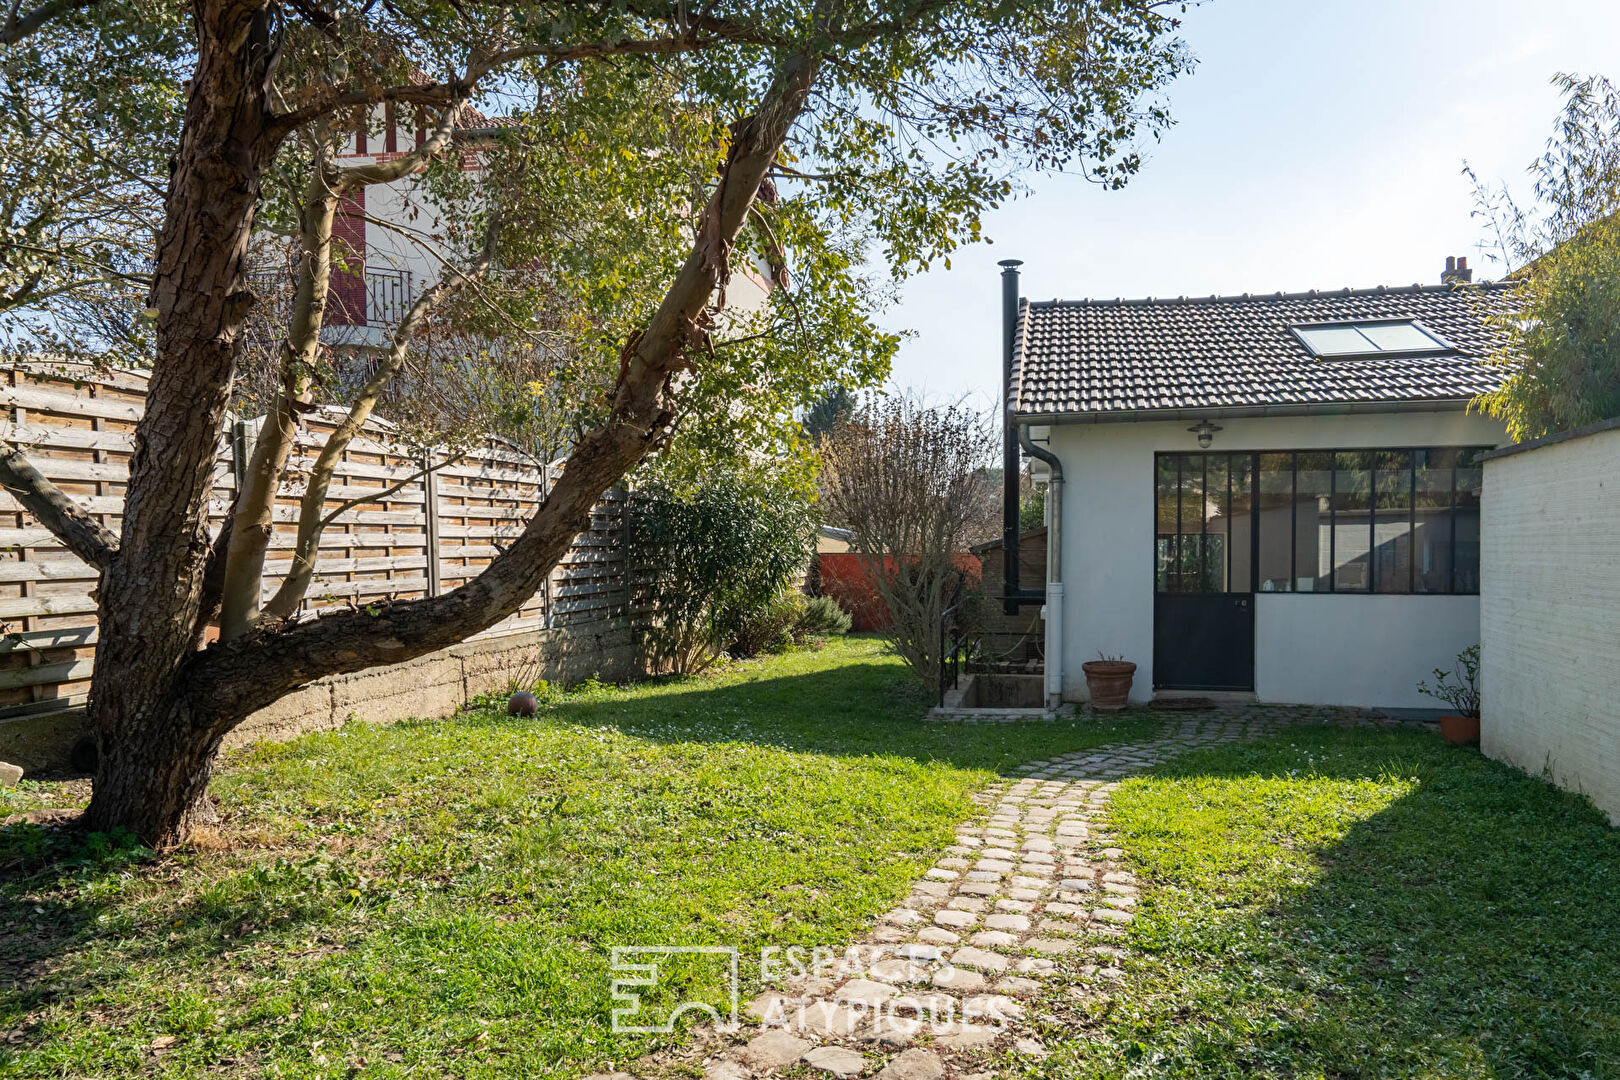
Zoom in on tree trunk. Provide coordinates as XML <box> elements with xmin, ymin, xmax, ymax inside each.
<box><xmin>86</xmin><ymin>691</ymin><xmax>226</xmax><ymax>843</ymax></box>
<box><xmin>84</xmin><ymin>0</ymin><xmax>282</xmax><ymax>845</ymax></box>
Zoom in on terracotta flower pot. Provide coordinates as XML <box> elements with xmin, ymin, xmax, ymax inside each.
<box><xmin>1439</xmin><ymin>714</ymin><xmax>1480</xmax><ymax>747</ymax></box>
<box><xmin>1082</xmin><ymin>660</ymin><xmax>1136</xmax><ymax>712</ymax></box>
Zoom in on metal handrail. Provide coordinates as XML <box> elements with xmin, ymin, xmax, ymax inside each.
<box><xmin>937</xmin><ymin>582</ymin><xmax>967</xmax><ymax>708</ymax></box>
<box><xmin>940</xmin><ymin>621</ymin><xmax>1052</xmax><ymax>706</ymax></box>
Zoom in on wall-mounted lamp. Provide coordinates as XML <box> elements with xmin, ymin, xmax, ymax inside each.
<box><xmin>1188</xmin><ymin>419</ymin><xmax>1222</xmax><ymax>448</ymax></box>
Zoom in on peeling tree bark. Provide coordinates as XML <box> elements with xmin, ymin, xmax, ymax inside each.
<box><xmin>220</xmin><ymin>107</ymin><xmax>472</xmax><ymax>638</ymax></box>
<box><xmin>82</xmin><ymin>0</ymin><xmax>285</xmax><ymax>843</ymax></box>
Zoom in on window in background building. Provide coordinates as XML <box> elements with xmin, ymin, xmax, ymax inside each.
<box><xmin>1454</xmin><ymin>448</ymin><xmax>1485</xmax><ymax>593</ymax></box>
<box><xmin>1290</xmin><ymin>319</ymin><xmax>1452</xmax><ymax>358</ymax></box>
<box><xmin>1155</xmin><ymin>454</ymin><xmax>1180</xmax><ymax>593</ymax></box>
<box><xmin>1152</xmin><ymin>447</ymin><xmax>1491</xmax><ymax>597</ymax></box>
<box><xmin>1414</xmin><ymin>448</ymin><xmax>1459</xmax><ymax>593</ymax></box>
<box><xmin>1171</xmin><ymin>454</ymin><xmax>1226</xmax><ymax>593</ymax></box>
<box><xmin>1203</xmin><ymin>453</ymin><xmax>1231</xmax><ymax>592</ymax></box>
<box><xmin>1229</xmin><ymin>453</ymin><xmax>1254</xmax><ymax>593</ymax></box>
<box><xmin>1296</xmin><ymin>451</ymin><xmax>1333</xmax><ymax>592</ymax></box>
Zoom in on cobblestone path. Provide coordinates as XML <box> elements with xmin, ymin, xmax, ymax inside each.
<box><xmin>600</xmin><ymin>708</ymin><xmax>1430</xmax><ymax>1080</ymax></box>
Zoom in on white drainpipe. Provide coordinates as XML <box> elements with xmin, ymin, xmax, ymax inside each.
<box><xmin>1018</xmin><ymin>423</ymin><xmax>1064</xmax><ymax>710</ymax></box>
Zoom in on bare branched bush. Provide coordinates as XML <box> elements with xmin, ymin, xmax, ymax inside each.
<box><xmin>820</xmin><ymin>395</ymin><xmax>998</xmax><ymax>690</ymax></box>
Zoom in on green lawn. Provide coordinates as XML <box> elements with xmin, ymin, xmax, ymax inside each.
<box><xmin>0</xmin><ymin>637</ymin><xmax>1151</xmax><ymax>1079</ymax></box>
<box><xmin>1031</xmin><ymin>726</ymin><xmax>1620</xmax><ymax>1080</ymax></box>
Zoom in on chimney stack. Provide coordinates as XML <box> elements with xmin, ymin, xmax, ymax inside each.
<box><xmin>1442</xmin><ymin>255</ymin><xmax>1473</xmax><ymax>286</ymax></box>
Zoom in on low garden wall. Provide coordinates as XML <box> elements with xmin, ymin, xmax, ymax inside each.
<box><xmin>0</xmin><ymin>619</ymin><xmax>637</xmax><ymax>772</ymax></box>
<box><xmin>1480</xmin><ymin>418</ymin><xmax>1620</xmax><ymax>825</ymax></box>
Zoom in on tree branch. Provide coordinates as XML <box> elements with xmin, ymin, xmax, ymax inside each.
<box><xmin>322</xmin><ymin>451</ymin><xmax>465</xmax><ymax>531</ymax></box>
<box><xmin>285</xmin><ymin>0</ymin><xmax>341</xmax><ymax>43</ymax></box>
<box><xmin>192</xmin><ymin>514</ymin><xmax>234</xmax><ymax>646</ymax></box>
<box><xmin>0</xmin><ymin>0</ymin><xmax>100</xmax><ymax>45</ymax></box>
<box><xmin>221</xmin><ymin>102</ymin><xmax>474</xmax><ymax>638</ymax></box>
<box><xmin>0</xmin><ymin>443</ymin><xmax>118</xmax><ymax>569</ymax></box>
<box><xmin>258</xmin><ymin>210</ymin><xmax>498</xmax><ymax>620</ymax></box>
<box><xmin>182</xmin><ymin>37</ymin><xmax>828</xmax><ymax>726</ymax></box>
<box><xmin>268</xmin><ymin>27</ymin><xmax>747</xmax><ymax>137</ymax></box>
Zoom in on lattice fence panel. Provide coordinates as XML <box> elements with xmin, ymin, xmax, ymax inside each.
<box><xmin>0</xmin><ymin>364</ymin><xmax>631</xmax><ymax>732</ymax></box>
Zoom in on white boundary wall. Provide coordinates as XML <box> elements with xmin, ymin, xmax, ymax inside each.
<box><xmin>1481</xmin><ymin>419</ymin><xmax>1620</xmax><ymax>824</ymax></box>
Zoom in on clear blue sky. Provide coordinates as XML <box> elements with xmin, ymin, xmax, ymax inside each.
<box><xmin>883</xmin><ymin>0</ymin><xmax>1620</xmax><ymax>407</ymax></box>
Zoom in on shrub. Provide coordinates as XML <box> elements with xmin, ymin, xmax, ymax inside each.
<box><xmin>730</xmin><ymin>595</ymin><xmax>803</xmax><ymax>658</ymax></box>
<box><xmin>951</xmin><ymin>584</ymin><xmax>997</xmax><ymax>636</ymax></box>
<box><xmin>732</xmin><ymin>594</ymin><xmax>852</xmax><ymax>659</ymax></box>
<box><xmin>819</xmin><ymin>395</ymin><xmax>996</xmax><ymax>690</ymax></box>
<box><xmin>631</xmin><ymin>472</ymin><xmax>815</xmax><ymax>674</ymax></box>
<box><xmin>793</xmin><ymin>595</ymin><xmax>852</xmax><ymax>640</ymax></box>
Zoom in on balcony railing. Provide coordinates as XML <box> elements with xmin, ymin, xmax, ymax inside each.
<box><xmin>362</xmin><ymin>266</ymin><xmax>413</xmax><ymax>328</ymax></box>
<box><xmin>245</xmin><ymin>264</ymin><xmax>415</xmax><ymax>331</ymax></box>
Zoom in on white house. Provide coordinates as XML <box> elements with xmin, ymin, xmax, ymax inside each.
<box><xmin>1001</xmin><ymin>259</ymin><xmax>1515</xmax><ymax>710</ymax></box>
<box><xmin>324</xmin><ymin>105</ymin><xmax>773</xmax><ymax>345</ymax></box>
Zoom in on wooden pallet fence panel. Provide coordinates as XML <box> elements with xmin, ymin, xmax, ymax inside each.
<box><xmin>0</xmin><ymin>369</ymin><xmax>641</xmax><ymax>726</ymax></box>
<box><xmin>0</xmin><ymin>364</ymin><xmax>165</xmax><ymax>715</ymax></box>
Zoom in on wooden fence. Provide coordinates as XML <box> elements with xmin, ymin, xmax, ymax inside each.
<box><xmin>0</xmin><ymin>363</ymin><xmax>632</xmax><ymax>735</ymax></box>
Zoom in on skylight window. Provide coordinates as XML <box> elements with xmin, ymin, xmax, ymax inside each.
<box><xmin>1290</xmin><ymin>319</ymin><xmax>1451</xmax><ymax>359</ymax></box>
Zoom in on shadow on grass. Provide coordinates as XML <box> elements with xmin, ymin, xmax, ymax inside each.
<box><xmin>1084</xmin><ymin>727</ymin><xmax>1620</xmax><ymax>1079</ymax></box>
<box><xmin>0</xmin><ymin>816</ymin><xmax>374</xmax><ymax>1055</ymax></box>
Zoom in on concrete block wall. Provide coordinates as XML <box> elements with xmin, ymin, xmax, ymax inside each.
<box><xmin>3</xmin><ymin>619</ymin><xmax>636</xmax><ymax>771</ymax></box>
<box><xmin>1481</xmin><ymin>420</ymin><xmax>1620</xmax><ymax>825</ymax></box>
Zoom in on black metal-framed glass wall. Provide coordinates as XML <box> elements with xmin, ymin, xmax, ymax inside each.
<box><xmin>1154</xmin><ymin>447</ymin><xmax>1490</xmax><ymax>596</ymax></box>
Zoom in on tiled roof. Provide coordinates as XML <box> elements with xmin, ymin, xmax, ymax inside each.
<box><xmin>1011</xmin><ymin>282</ymin><xmax>1518</xmax><ymax>417</ymax></box>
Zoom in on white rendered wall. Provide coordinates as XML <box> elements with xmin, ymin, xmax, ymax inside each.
<box><xmin>1049</xmin><ymin>409</ymin><xmax>1507</xmax><ymax>706</ymax></box>
<box><xmin>1481</xmin><ymin>425</ymin><xmax>1620</xmax><ymax>825</ymax></box>
<box><xmin>1254</xmin><ymin>593</ymin><xmax>1481</xmax><ymax>708</ymax></box>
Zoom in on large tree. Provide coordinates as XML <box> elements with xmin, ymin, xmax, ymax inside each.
<box><xmin>0</xmin><ymin>0</ymin><xmax>1192</xmax><ymax>847</ymax></box>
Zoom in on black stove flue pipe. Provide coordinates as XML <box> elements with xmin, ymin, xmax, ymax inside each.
<box><xmin>999</xmin><ymin>259</ymin><xmax>1044</xmax><ymax>615</ymax></box>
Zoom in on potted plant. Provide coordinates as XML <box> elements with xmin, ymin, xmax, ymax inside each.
<box><xmin>1082</xmin><ymin>652</ymin><xmax>1136</xmax><ymax>712</ymax></box>
<box><xmin>1418</xmin><ymin>644</ymin><xmax>1481</xmax><ymax>746</ymax></box>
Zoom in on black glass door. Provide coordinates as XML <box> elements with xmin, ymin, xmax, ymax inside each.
<box><xmin>1153</xmin><ymin>453</ymin><xmax>1256</xmax><ymax>691</ymax></box>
